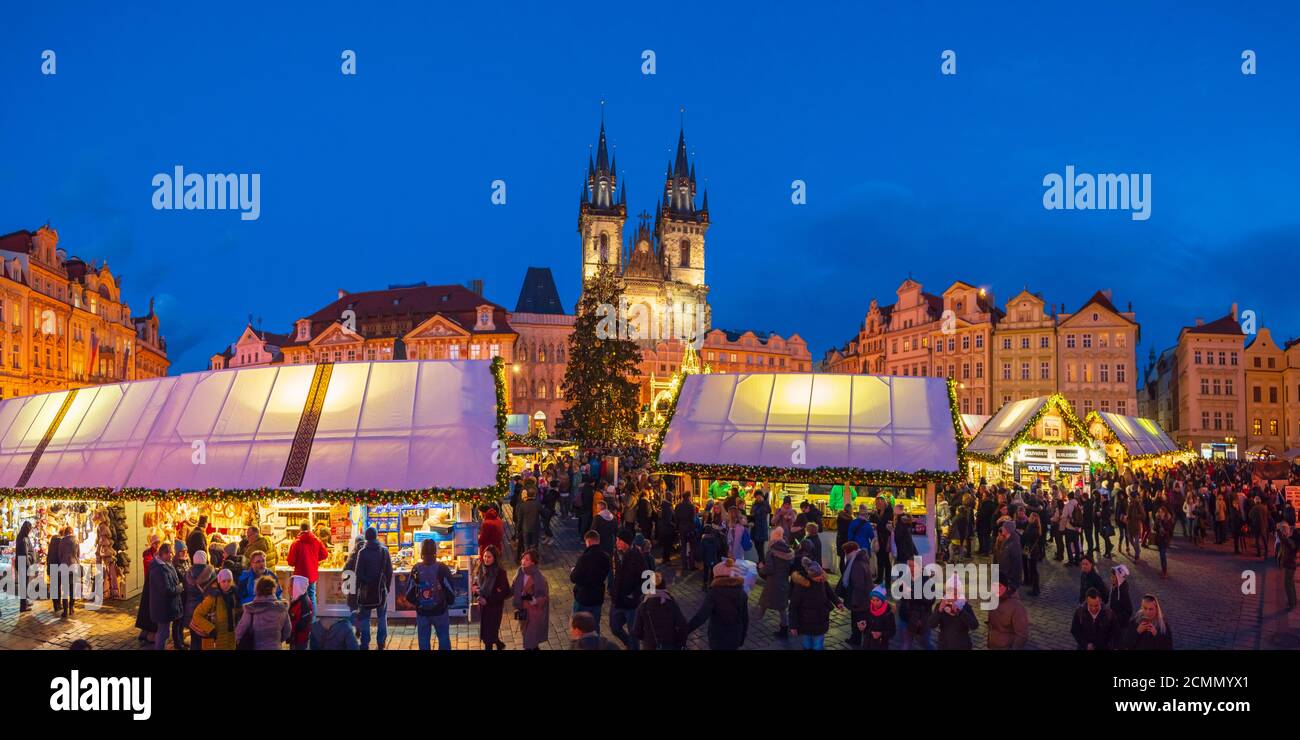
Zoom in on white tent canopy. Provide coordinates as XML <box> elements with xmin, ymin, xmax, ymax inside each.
<box><xmin>0</xmin><ymin>360</ymin><xmax>501</xmax><ymax>494</ymax></box>
<box><xmin>1089</xmin><ymin>411</ymin><xmax>1179</xmax><ymax>457</ymax></box>
<box><xmin>966</xmin><ymin>397</ymin><xmax>1054</xmax><ymax>460</ymax></box>
<box><xmin>658</xmin><ymin>373</ymin><xmax>960</xmax><ymax>477</ymax></box>
<box><xmin>960</xmin><ymin>413</ymin><xmax>991</xmax><ymax>439</ymax></box>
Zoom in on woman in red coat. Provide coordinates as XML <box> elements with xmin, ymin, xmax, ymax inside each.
<box><xmin>479</xmin><ymin>508</ymin><xmax>505</xmax><ymax>556</ymax></box>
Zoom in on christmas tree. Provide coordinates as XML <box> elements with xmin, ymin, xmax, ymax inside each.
<box><xmin>557</xmin><ymin>266</ymin><xmax>642</xmax><ymax>444</ymax></box>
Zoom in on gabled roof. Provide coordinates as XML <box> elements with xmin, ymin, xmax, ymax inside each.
<box><xmin>514</xmin><ymin>267</ymin><xmax>566</xmax><ymax>315</ymax></box>
<box><xmin>657</xmin><ymin>373</ymin><xmax>962</xmax><ymax>484</ymax></box>
<box><xmin>1064</xmin><ymin>290</ymin><xmax>1136</xmax><ymax>325</ymax></box>
<box><xmin>1086</xmin><ymin>411</ymin><xmax>1180</xmax><ymax>459</ymax></box>
<box><xmin>285</xmin><ymin>284</ymin><xmax>513</xmax><ymax>346</ymax></box>
<box><xmin>966</xmin><ymin>394</ymin><xmax>1092</xmax><ymax>461</ymax></box>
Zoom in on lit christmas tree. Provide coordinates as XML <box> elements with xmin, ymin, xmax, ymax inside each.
<box><xmin>557</xmin><ymin>265</ymin><xmax>642</xmax><ymax>444</ymax></box>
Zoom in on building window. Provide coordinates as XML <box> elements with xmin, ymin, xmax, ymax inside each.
<box><xmin>679</xmin><ymin>239</ymin><xmax>691</xmax><ymax>268</ymax></box>
<box><xmin>1002</xmin><ymin>338</ymin><xmax>1012</xmax><ymax>350</ymax></box>
<box><xmin>1201</xmin><ymin>411</ymin><xmax>1210</xmax><ymax>430</ymax></box>
<box><xmin>1254</xmin><ymin>419</ymin><xmax>1263</xmax><ymax>435</ymax></box>
<box><xmin>1226</xmin><ymin>413</ymin><xmax>1234</xmax><ymax>431</ymax></box>
<box><xmin>1066</xmin><ymin>334</ymin><xmax>1076</xmax><ymax>349</ymax></box>
<box><xmin>974</xmin><ymin>334</ymin><xmax>983</xmax><ymax>349</ymax></box>
<box><xmin>1020</xmin><ymin>336</ymin><xmax>1030</xmax><ymax>350</ymax></box>
<box><xmin>1082</xmin><ymin>334</ymin><xmax>1092</xmax><ymax>349</ymax></box>
<box><xmin>555</xmin><ymin>383</ymin><xmax>564</xmax><ymax>399</ymax></box>
<box><xmin>490</xmin><ymin>343</ymin><xmax>500</xmax><ymax>359</ymax></box>
<box><xmin>449</xmin><ymin>344</ymin><xmax>460</xmax><ymax>360</ymax></box>
<box><xmin>1116</xmin><ymin>364</ymin><xmax>1126</xmax><ymax>383</ymax></box>
<box><xmin>1101</xmin><ymin>400</ymin><xmax>1110</xmax><ymax>412</ymax></box>
<box><xmin>1040</xmin><ymin>361</ymin><xmax>1050</xmax><ymax>380</ymax></box>
<box><xmin>1270</xmin><ymin>419</ymin><xmax>1278</xmax><ymax>435</ymax></box>
<box><xmin>1225</xmin><ymin>379</ymin><xmax>1234</xmax><ymax>396</ymax></box>
<box><xmin>537</xmin><ymin>382</ymin><xmax>546</xmax><ymax>399</ymax></box>
<box><xmin>962</xmin><ymin>363</ymin><xmax>970</xmax><ymax>379</ymax></box>
<box><xmin>1269</xmin><ymin>386</ymin><xmax>1278</xmax><ymax>403</ymax></box>
<box><xmin>1100</xmin><ymin>364</ymin><xmax>1109</xmax><ymax>383</ymax></box>
<box><xmin>961</xmin><ymin>335</ymin><xmax>970</xmax><ymax>351</ymax></box>
<box><xmin>961</xmin><ymin>396</ymin><xmax>969</xmax><ymax>413</ymax></box>
<box><xmin>1231</xmin><ymin>352</ymin><xmax>1238</xmax><ymax>366</ymax></box>
<box><xmin>470</xmin><ymin>343</ymin><xmax>482</xmax><ymax>360</ymax></box>
<box><xmin>1212</xmin><ymin>379</ymin><xmax>1221</xmax><ymax>396</ymax></box>
<box><xmin>1117</xmin><ymin>400</ymin><xmax>1126</xmax><ymax>414</ymax></box>
<box><xmin>1201</xmin><ymin>378</ymin><xmax>1210</xmax><ymax>396</ymax></box>
<box><xmin>1040</xmin><ymin>335</ymin><xmax>1050</xmax><ymax>349</ymax></box>
<box><xmin>1001</xmin><ymin>363</ymin><xmax>1011</xmax><ymax>381</ymax></box>
<box><xmin>975</xmin><ymin>397</ymin><xmax>984</xmax><ymax>414</ymax></box>
<box><xmin>1194</xmin><ymin>351</ymin><xmax>1202</xmax><ymax>365</ymax></box>
<box><xmin>1218</xmin><ymin>351</ymin><xmax>1226</xmax><ymax>365</ymax></box>
<box><xmin>975</xmin><ymin>362</ymin><xmax>983</xmax><ymax>379</ymax></box>
<box><xmin>947</xmin><ymin>338</ymin><xmax>955</xmax><ymax>352</ymax></box>
<box><xmin>1213</xmin><ymin>412</ymin><xmax>1222</xmax><ymax>431</ymax></box>
<box><xmin>1253</xmin><ymin>357</ymin><xmax>1261</xmax><ymax>368</ymax></box>
<box><xmin>1020</xmin><ymin>362</ymin><xmax>1030</xmax><ymax>381</ymax></box>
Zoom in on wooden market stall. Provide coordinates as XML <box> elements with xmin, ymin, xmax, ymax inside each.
<box><xmin>1084</xmin><ymin>411</ymin><xmax>1192</xmax><ymax>475</ymax></box>
<box><xmin>655</xmin><ymin>372</ymin><xmax>965</xmax><ymax>565</ymax></box>
<box><xmin>965</xmin><ymin>394</ymin><xmax>1106</xmax><ymax>488</ymax></box>
<box><xmin>0</xmin><ymin>358</ymin><xmax>507</xmax><ymax>615</ymax></box>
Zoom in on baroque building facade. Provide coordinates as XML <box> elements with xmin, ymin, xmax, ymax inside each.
<box><xmin>0</xmin><ymin>225</ymin><xmax>170</xmax><ymax>399</ymax></box>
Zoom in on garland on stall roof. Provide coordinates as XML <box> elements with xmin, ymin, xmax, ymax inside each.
<box><xmin>654</xmin><ymin>462</ymin><xmax>961</xmax><ymax>487</ymax></box>
<box><xmin>651</xmin><ymin>368</ymin><xmax>686</xmax><ymax>461</ymax></box>
<box><xmin>966</xmin><ymin>393</ymin><xmax>1096</xmax><ymax>464</ymax></box>
<box><xmin>1082</xmin><ymin>410</ymin><xmax>1190</xmax><ymax>462</ymax></box>
<box><xmin>0</xmin><ymin>486</ymin><xmax>498</xmax><ymax>506</ymax></box>
<box><xmin>946</xmin><ymin>377</ymin><xmax>969</xmax><ymax>482</ymax></box>
<box><xmin>491</xmin><ymin>356</ymin><xmax>510</xmax><ymax>498</ymax></box>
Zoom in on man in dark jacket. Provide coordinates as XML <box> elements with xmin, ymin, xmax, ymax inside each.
<box><xmin>610</xmin><ymin>528</ymin><xmax>647</xmax><ymax>650</ymax></box>
<box><xmin>632</xmin><ymin>572</ymin><xmax>688</xmax><ymax>650</ymax></box>
<box><xmin>569</xmin><ymin>530</ymin><xmax>611</xmax><ymax>629</ymax></box>
<box><xmin>841</xmin><ymin>542</ymin><xmax>874</xmax><ymax>647</ymax></box>
<box><xmin>517</xmin><ymin>491</ymin><xmax>542</xmax><ymax>563</ymax></box>
<box><xmin>996</xmin><ymin>519</ymin><xmax>1023</xmax><ymax>592</ymax></box>
<box><xmin>673</xmin><ymin>495</ymin><xmax>698</xmax><ymax>574</ymax></box>
<box><xmin>1070</xmin><ymin>588</ymin><xmax>1117</xmax><ymax>650</ymax></box>
<box><xmin>570</xmin><ymin>611</ymin><xmax>621</xmax><ymax>650</ymax></box>
<box><xmin>147</xmin><ymin>542</ymin><xmax>183</xmax><ymax>651</ymax></box>
<box><xmin>186</xmin><ymin>516</ymin><xmax>209</xmax><ymax>564</ymax></box>
<box><xmin>685</xmin><ymin>562</ymin><xmax>749</xmax><ymax>650</ymax></box>
<box><xmin>353</xmin><ymin>527</ymin><xmax>394</xmax><ymax>650</ymax></box>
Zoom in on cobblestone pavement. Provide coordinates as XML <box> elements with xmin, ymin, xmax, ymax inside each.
<box><xmin>1</xmin><ymin>514</ymin><xmax>1294</xmax><ymax>650</ymax></box>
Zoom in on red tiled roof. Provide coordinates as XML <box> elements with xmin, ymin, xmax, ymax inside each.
<box><xmin>284</xmin><ymin>284</ymin><xmax>514</xmax><ymax>347</ymax></box>
<box><xmin>1074</xmin><ymin>290</ymin><xmax>1136</xmax><ymax>324</ymax></box>
<box><xmin>1185</xmin><ymin>314</ymin><xmax>1243</xmax><ymax>336</ymax></box>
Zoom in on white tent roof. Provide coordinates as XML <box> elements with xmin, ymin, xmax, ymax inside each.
<box><xmin>658</xmin><ymin>373</ymin><xmax>960</xmax><ymax>479</ymax></box>
<box><xmin>1089</xmin><ymin>411</ymin><xmax>1179</xmax><ymax>457</ymax></box>
<box><xmin>960</xmin><ymin>414</ymin><xmax>991</xmax><ymax>439</ymax></box>
<box><xmin>966</xmin><ymin>397</ymin><xmax>1054</xmax><ymax>459</ymax></box>
<box><xmin>0</xmin><ymin>360</ymin><xmax>501</xmax><ymax>494</ymax></box>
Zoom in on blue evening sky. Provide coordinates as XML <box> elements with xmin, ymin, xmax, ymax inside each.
<box><xmin>2</xmin><ymin>1</ymin><xmax>1297</xmax><ymax>374</ymax></box>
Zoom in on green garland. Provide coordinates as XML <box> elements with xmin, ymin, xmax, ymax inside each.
<box><xmin>491</xmin><ymin>356</ymin><xmax>510</xmax><ymax>496</ymax></box>
<box><xmin>654</xmin><ymin>462</ymin><xmax>961</xmax><ymax>487</ymax></box>
<box><xmin>653</xmin><ymin>375</ymin><xmax>965</xmax><ymax>487</ymax></box>
<box><xmin>0</xmin><ymin>486</ymin><xmax>499</xmax><ymax>506</ymax></box>
<box><xmin>966</xmin><ymin>393</ymin><xmax>1095</xmax><ymax>464</ymax></box>
<box><xmin>652</xmin><ymin>372</ymin><xmax>686</xmax><ymax>460</ymax></box>
<box><xmin>0</xmin><ymin>360</ymin><xmax>511</xmax><ymax>508</ymax></box>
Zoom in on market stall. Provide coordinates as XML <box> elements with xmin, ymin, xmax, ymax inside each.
<box><xmin>959</xmin><ymin>413</ymin><xmax>991</xmax><ymax>442</ymax></box>
<box><xmin>1084</xmin><ymin>411</ymin><xmax>1192</xmax><ymax>475</ymax></box>
<box><xmin>656</xmin><ymin>372</ymin><xmax>964</xmax><ymax>564</ymax></box>
<box><xmin>965</xmin><ymin>394</ymin><xmax>1105</xmax><ymax>488</ymax></box>
<box><xmin>0</xmin><ymin>358</ymin><xmax>506</xmax><ymax>614</ymax></box>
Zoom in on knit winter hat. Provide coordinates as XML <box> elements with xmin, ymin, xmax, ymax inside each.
<box><xmin>802</xmin><ymin>557</ymin><xmax>825</xmax><ymax>578</ymax></box>
<box><xmin>869</xmin><ymin>585</ymin><xmax>887</xmax><ymax>602</ymax></box>
<box><xmin>713</xmin><ymin>562</ymin><xmax>735</xmax><ymax>579</ymax></box>
<box><xmin>191</xmin><ymin>550</ymin><xmax>208</xmax><ymax>566</ymax></box>
<box><xmin>173</xmin><ymin>539</ymin><xmax>186</xmax><ymax>553</ymax></box>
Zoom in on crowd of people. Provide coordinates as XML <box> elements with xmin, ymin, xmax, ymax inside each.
<box><xmin>7</xmin><ymin>446</ymin><xmax>1296</xmax><ymax>651</ymax></box>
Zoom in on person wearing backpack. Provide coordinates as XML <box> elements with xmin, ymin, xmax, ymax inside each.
<box><xmin>235</xmin><ymin>575</ymin><xmax>291</xmax><ymax>650</ymax></box>
<box><xmin>1062</xmin><ymin>492</ymin><xmax>1083</xmax><ymax>566</ymax></box>
<box><xmin>353</xmin><ymin>526</ymin><xmax>393</xmax><ymax>650</ymax></box>
<box><xmin>409</xmin><ymin>539</ymin><xmax>457</xmax><ymax>650</ymax></box>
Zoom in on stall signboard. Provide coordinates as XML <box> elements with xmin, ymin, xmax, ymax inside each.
<box><xmin>454</xmin><ymin>521</ymin><xmax>480</xmax><ymax>557</ymax></box>
<box><xmin>1286</xmin><ymin>486</ymin><xmax>1300</xmax><ymax>512</ymax></box>
<box><xmin>1022</xmin><ymin>448</ymin><xmax>1050</xmax><ymax>460</ymax></box>
<box><xmin>1025</xmin><ymin>463</ymin><xmax>1054</xmax><ymax>473</ymax></box>
<box><xmin>1058</xmin><ymin>463</ymin><xmax>1084</xmax><ymax>473</ymax></box>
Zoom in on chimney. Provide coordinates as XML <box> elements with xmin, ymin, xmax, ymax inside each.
<box><xmin>1102</xmin><ymin>289</ymin><xmax>1113</xmax><ymax>301</ymax></box>
<box><xmin>467</xmin><ymin>279</ymin><xmax>484</xmax><ymax>296</ymax></box>
<box><xmin>1195</xmin><ymin>318</ymin><xmax>1204</xmax><ymax>327</ymax></box>
<box><xmin>1230</xmin><ymin>303</ymin><xmax>1238</xmax><ymax>322</ymax></box>
<box><xmin>337</xmin><ymin>289</ymin><xmax>348</xmax><ymax>300</ymax></box>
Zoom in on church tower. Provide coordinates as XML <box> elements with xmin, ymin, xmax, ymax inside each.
<box><xmin>578</xmin><ymin>115</ymin><xmax>626</xmax><ymax>284</ymax></box>
<box><xmin>658</xmin><ymin>126</ymin><xmax>708</xmax><ymax>287</ymax></box>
